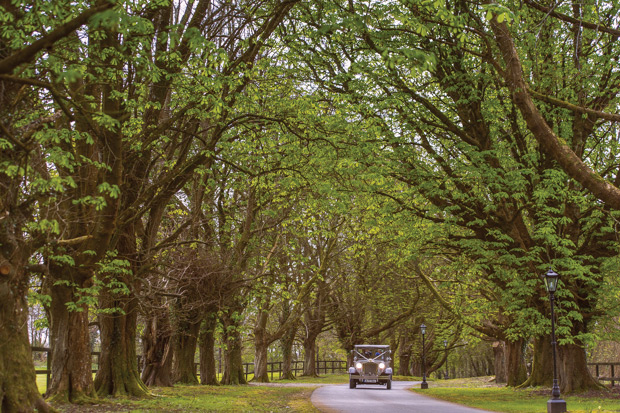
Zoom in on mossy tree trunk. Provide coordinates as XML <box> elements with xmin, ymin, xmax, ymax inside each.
<box><xmin>493</xmin><ymin>341</ymin><xmax>507</xmax><ymax>384</ymax></box>
<box><xmin>221</xmin><ymin>312</ymin><xmax>247</xmax><ymax>385</ymax></box>
<box><xmin>46</xmin><ymin>272</ymin><xmax>97</xmax><ymax>404</ymax></box>
<box><xmin>302</xmin><ymin>336</ymin><xmax>318</xmax><ymax>377</ymax></box>
<box><xmin>94</xmin><ymin>291</ymin><xmax>148</xmax><ymax>397</ymax></box>
<box><xmin>280</xmin><ymin>323</ymin><xmax>298</xmax><ymax>380</ymax></box>
<box><xmin>559</xmin><ymin>342</ymin><xmax>604</xmax><ymax>393</ymax></box>
<box><xmin>0</xmin><ymin>258</ymin><xmax>51</xmax><ymax>412</ymax></box>
<box><xmin>199</xmin><ymin>315</ymin><xmax>219</xmax><ymax>385</ymax></box>
<box><xmin>172</xmin><ymin>315</ymin><xmax>201</xmax><ymax>385</ymax></box>
<box><xmin>518</xmin><ymin>337</ymin><xmax>553</xmax><ymax>388</ymax></box>
<box><xmin>505</xmin><ymin>338</ymin><xmax>528</xmax><ymax>387</ymax></box>
<box><xmin>141</xmin><ymin>311</ymin><xmax>174</xmax><ymax>387</ymax></box>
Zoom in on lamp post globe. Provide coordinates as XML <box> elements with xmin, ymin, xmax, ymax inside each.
<box><xmin>543</xmin><ymin>269</ymin><xmax>566</xmax><ymax>413</ymax></box>
<box><xmin>420</xmin><ymin>324</ymin><xmax>428</xmax><ymax>389</ymax></box>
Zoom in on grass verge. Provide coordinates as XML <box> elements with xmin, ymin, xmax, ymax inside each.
<box><xmin>51</xmin><ymin>384</ymin><xmax>319</xmax><ymax>412</ymax></box>
<box><xmin>411</xmin><ymin>376</ymin><xmax>620</xmax><ymax>413</ymax></box>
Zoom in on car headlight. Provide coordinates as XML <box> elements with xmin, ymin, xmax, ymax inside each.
<box><xmin>355</xmin><ymin>362</ymin><xmax>362</xmax><ymax>370</ymax></box>
<box><xmin>379</xmin><ymin>362</ymin><xmax>385</xmax><ymax>369</ymax></box>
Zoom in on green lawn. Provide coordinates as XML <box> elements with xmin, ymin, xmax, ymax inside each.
<box><xmin>411</xmin><ymin>377</ymin><xmax>620</xmax><ymax>413</ymax></box>
<box><xmin>37</xmin><ymin>372</ymin><xmax>620</xmax><ymax>413</ymax></box>
<box><xmin>47</xmin><ymin>384</ymin><xmax>318</xmax><ymax>412</ymax></box>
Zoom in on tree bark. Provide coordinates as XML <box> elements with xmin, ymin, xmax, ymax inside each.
<box><xmin>47</xmin><ymin>277</ymin><xmax>97</xmax><ymax>403</ymax></box>
<box><xmin>172</xmin><ymin>317</ymin><xmax>201</xmax><ymax>385</ymax></box>
<box><xmin>398</xmin><ymin>337</ymin><xmax>413</xmax><ymax>376</ymax></box>
<box><xmin>252</xmin><ymin>309</ymin><xmax>271</xmax><ymax>383</ymax></box>
<box><xmin>558</xmin><ymin>343</ymin><xmax>604</xmax><ymax>393</ymax></box>
<box><xmin>94</xmin><ymin>292</ymin><xmax>148</xmax><ymax>396</ymax></box>
<box><xmin>199</xmin><ymin>315</ymin><xmax>219</xmax><ymax>385</ymax></box>
<box><xmin>280</xmin><ymin>324</ymin><xmax>297</xmax><ymax>380</ymax></box>
<box><xmin>493</xmin><ymin>341</ymin><xmax>507</xmax><ymax>384</ymax></box>
<box><xmin>141</xmin><ymin>312</ymin><xmax>174</xmax><ymax>387</ymax></box>
<box><xmin>518</xmin><ymin>337</ymin><xmax>553</xmax><ymax>388</ymax></box>
<box><xmin>302</xmin><ymin>335</ymin><xmax>318</xmax><ymax>377</ymax></box>
<box><xmin>505</xmin><ymin>339</ymin><xmax>527</xmax><ymax>387</ymax></box>
<box><xmin>220</xmin><ymin>312</ymin><xmax>247</xmax><ymax>385</ymax></box>
<box><xmin>0</xmin><ymin>261</ymin><xmax>51</xmax><ymax>412</ymax></box>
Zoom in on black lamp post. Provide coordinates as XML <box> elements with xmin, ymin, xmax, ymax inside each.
<box><xmin>443</xmin><ymin>340</ymin><xmax>449</xmax><ymax>379</ymax></box>
<box><xmin>420</xmin><ymin>324</ymin><xmax>428</xmax><ymax>389</ymax></box>
<box><xmin>543</xmin><ymin>269</ymin><xmax>567</xmax><ymax>413</ymax></box>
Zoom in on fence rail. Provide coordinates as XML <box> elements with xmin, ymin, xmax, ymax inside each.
<box><xmin>588</xmin><ymin>362</ymin><xmax>620</xmax><ymax>387</ymax></box>
<box><xmin>32</xmin><ymin>346</ymin><xmax>347</xmax><ymax>389</ymax></box>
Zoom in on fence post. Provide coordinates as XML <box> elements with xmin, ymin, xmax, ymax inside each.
<box><xmin>612</xmin><ymin>365</ymin><xmax>615</xmax><ymax>387</ymax></box>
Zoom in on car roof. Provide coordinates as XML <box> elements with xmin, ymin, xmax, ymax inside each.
<box><xmin>354</xmin><ymin>344</ymin><xmax>390</xmax><ymax>349</ymax></box>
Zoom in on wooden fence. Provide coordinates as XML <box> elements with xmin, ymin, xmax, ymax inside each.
<box><xmin>588</xmin><ymin>362</ymin><xmax>620</xmax><ymax>387</ymax></box>
<box><xmin>32</xmin><ymin>347</ymin><xmax>347</xmax><ymax>389</ymax></box>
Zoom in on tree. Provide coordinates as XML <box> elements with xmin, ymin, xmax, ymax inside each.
<box><xmin>0</xmin><ymin>0</ymin><xmax>112</xmax><ymax>408</ymax></box>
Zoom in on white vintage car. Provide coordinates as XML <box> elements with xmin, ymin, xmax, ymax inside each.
<box><xmin>348</xmin><ymin>344</ymin><xmax>393</xmax><ymax>389</ymax></box>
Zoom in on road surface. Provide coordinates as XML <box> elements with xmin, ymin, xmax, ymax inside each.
<box><xmin>311</xmin><ymin>381</ymin><xmax>497</xmax><ymax>413</ymax></box>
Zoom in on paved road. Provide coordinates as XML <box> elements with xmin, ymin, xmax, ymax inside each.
<box><xmin>311</xmin><ymin>381</ymin><xmax>497</xmax><ymax>413</ymax></box>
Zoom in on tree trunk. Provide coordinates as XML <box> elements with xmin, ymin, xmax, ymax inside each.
<box><xmin>94</xmin><ymin>292</ymin><xmax>148</xmax><ymax>396</ymax></box>
<box><xmin>221</xmin><ymin>313</ymin><xmax>247</xmax><ymax>385</ymax></box>
<box><xmin>558</xmin><ymin>343</ymin><xmax>604</xmax><ymax>393</ymax></box>
<box><xmin>253</xmin><ymin>341</ymin><xmax>270</xmax><ymax>383</ymax></box>
<box><xmin>253</xmin><ymin>309</ymin><xmax>271</xmax><ymax>383</ymax></box>
<box><xmin>398</xmin><ymin>340</ymin><xmax>413</xmax><ymax>376</ymax></box>
<box><xmin>280</xmin><ymin>325</ymin><xmax>297</xmax><ymax>380</ymax></box>
<box><xmin>493</xmin><ymin>341</ymin><xmax>507</xmax><ymax>384</ymax></box>
<box><xmin>302</xmin><ymin>336</ymin><xmax>318</xmax><ymax>377</ymax></box>
<box><xmin>172</xmin><ymin>318</ymin><xmax>201</xmax><ymax>384</ymax></box>
<box><xmin>141</xmin><ymin>312</ymin><xmax>174</xmax><ymax>387</ymax></box>
<box><xmin>0</xmin><ymin>261</ymin><xmax>51</xmax><ymax>412</ymax></box>
<box><xmin>47</xmin><ymin>279</ymin><xmax>97</xmax><ymax>403</ymax></box>
<box><xmin>505</xmin><ymin>338</ymin><xmax>527</xmax><ymax>387</ymax></box>
<box><xmin>199</xmin><ymin>315</ymin><xmax>219</xmax><ymax>385</ymax></box>
<box><xmin>518</xmin><ymin>337</ymin><xmax>553</xmax><ymax>388</ymax></box>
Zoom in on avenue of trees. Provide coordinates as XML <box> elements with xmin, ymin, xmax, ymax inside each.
<box><xmin>2</xmin><ymin>0</ymin><xmax>620</xmax><ymax>411</ymax></box>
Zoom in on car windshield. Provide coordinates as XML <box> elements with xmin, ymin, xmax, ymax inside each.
<box><xmin>357</xmin><ymin>348</ymin><xmax>388</xmax><ymax>360</ymax></box>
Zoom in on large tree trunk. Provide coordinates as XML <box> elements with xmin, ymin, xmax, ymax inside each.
<box><xmin>0</xmin><ymin>261</ymin><xmax>51</xmax><ymax>412</ymax></box>
<box><xmin>302</xmin><ymin>336</ymin><xmax>318</xmax><ymax>377</ymax></box>
<box><xmin>253</xmin><ymin>310</ymin><xmax>271</xmax><ymax>383</ymax></box>
<box><xmin>398</xmin><ymin>337</ymin><xmax>413</xmax><ymax>376</ymax></box>
<box><xmin>518</xmin><ymin>337</ymin><xmax>553</xmax><ymax>388</ymax></box>
<box><xmin>559</xmin><ymin>342</ymin><xmax>604</xmax><ymax>393</ymax></box>
<box><xmin>172</xmin><ymin>317</ymin><xmax>201</xmax><ymax>384</ymax></box>
<box><xmin>94</xmin><ymin>292</ymin><xmax>148</xmax><ymax>396</ymax></box>
<box><xmin>47</xmin><ymin>278</ymin><xmax>97</xmax><ymax>403</ymax></box>
<box><xmin>221</xmin><ymin>312</ymin><xmax>247</xmax><ymax>385</ymax></box>
<box><xmin>493</xmin><ymin>341</ymin><xmax>507</xmax><ymax>384</ymax></box>
<box><xmin>141</xmin><ymin>312</ymin><xmax>174</xmax><ymax>387</ymax></box>
<box><xmin>253</xmin><ymin>341</ymin><xmax>270</xmax><ymax>383</ymax></box>
<box><xmin>505</xmin><ymin>338</ymin><xmax>527</xmax><ymax>387</ymax></box>
<box><xmin>280</xmin><ymin>324</ymin><xmax>297</xmax><ymax>380</ymax></box>
<box><xmin>199</xmin><ymin>315</ymin><xmax>219</xmax><ymax>385</ymax></box>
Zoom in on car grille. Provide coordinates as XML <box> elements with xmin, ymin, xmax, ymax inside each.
<box><xmin>363</xmin><ymin>363</ymin><xmax>378</xmax><ymax>375</ymax></box>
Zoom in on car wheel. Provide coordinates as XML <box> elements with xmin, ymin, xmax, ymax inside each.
<box><xmin>349</xmin><ymin>379</ymin><xmax>357</xmax><ymax>389</ymax></box>
<box><xmin>386</xmin><ymin>379</ymin><xmax>391</xmax><ymax>390</ymax></box>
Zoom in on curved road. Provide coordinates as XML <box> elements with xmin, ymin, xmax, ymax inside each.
<box><xmin>311</xmin><ymin>381</ymin><xmax>496</xmax><ymax>413</ymax></box>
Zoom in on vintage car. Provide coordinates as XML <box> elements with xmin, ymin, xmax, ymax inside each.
<box><xmin>348</xmin><ymin>344</ymin><xmax>393</xmax><ymax>389</ymax></box>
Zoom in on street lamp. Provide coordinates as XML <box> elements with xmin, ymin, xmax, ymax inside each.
<box><xmin>543</xmin><ymin>269</ymin><xmax>567</xmax><ymax>413</ymax></box>
<box><xmin>443</xmin><ymin>340</ymin><xmax>449</xmax><ymax>379</ymax></box>
<box><xmin>420</xmin><ymin>324</ymin><xmax>428</xmax><ymax>389</ymax></box>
